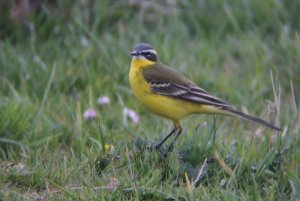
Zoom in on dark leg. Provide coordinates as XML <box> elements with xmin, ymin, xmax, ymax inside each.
<box><xmin>155</xmin><ymin>128</ymin><xmax>176</xmax><ymax>149</ymax></box>
<box><xmin>166</xmin><ymin>128</ymin><xmax>183</xmax><ymax>153</ymax></box>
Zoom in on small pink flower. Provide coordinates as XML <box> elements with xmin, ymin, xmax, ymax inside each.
<box><xmin>80</xmin><ymin>36</ymin><xmax>89</xmax><ymax>47</ymax></box>
<box><xmin>97</xmin><ymin>96</ymin><xmax>110</xmax><ymax>105</ymax></box>
<box><xmin>83</xmin><ymin>108</ymin><xmax>97</xmax><ymax>120</ymax></box>
<box><xmin>123</xmin><ymin>108</ymin><xmax>140</xmax><ymax>125</ymax></box>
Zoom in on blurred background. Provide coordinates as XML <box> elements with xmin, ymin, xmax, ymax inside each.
<box><xmin>0</xmin><ymin>0</ymin><xmax>300</xmax><ymax>199</ymax></box>
<box><xmin>1</xmin><ymin>0</ymin><xmax>300</xmax><ymax>93</ymax></box>
<box><xmin>1</xmin><ymin>0</ymin><xmax>299</xmax><ymax>132</ymax></box>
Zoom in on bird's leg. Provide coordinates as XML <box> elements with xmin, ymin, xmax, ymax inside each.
<box><xmin>165</xmin><ymin>128</ymin><xmax>183</xmax><ymax>153</ymax></box>
<box><xmin>155</xmin><ymin>128</ymin><xmax>176</xmax><ymax>149</ymax></box>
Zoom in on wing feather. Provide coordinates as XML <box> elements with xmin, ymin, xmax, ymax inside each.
<box><xmin>140</xmin><ymin>64</ymin><xmax>282</xmax><ymax>131</ymax></box>
<box><xmin>150</xmin><ymin>82</ymin><xmax>233</xmax><ymax>108</ymax></box>
<box><xmin>143</xmin><ymin>64</ymin><xmax>234</xmax><ymax>109</ymax></box>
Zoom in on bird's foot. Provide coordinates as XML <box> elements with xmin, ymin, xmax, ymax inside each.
<box><xmin>154</xmin><ymin>143</ymin><xmax>174</xmax><ymax>158</ymax></box>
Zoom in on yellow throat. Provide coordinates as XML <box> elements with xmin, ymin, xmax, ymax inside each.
<box><xmin>129</xmin><ymin>56</ymin><xmax>155</xmax><ymax>96</ymax></box>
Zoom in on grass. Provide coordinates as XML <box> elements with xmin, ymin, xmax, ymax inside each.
<box><xmin>0</xmin><ymin>0</ymin><xmax>300</xmax><ymax>200</ymax></box>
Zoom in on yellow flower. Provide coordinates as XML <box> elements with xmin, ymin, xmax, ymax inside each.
<box><xmin>104</xmin><ymin>144</ymin><xmax>114</xmax><ymax>151</ymax></box>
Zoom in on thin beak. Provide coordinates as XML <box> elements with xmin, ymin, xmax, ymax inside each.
<box><xmin>130</xmin><ymin>51</ymin><xmax>139</xmax><ymax>56</ymax></box>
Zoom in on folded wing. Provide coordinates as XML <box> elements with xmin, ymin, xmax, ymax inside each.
<box><xmin>142</xmin><ymin>64</ymin><xmax>234</xmax><ymax>109</ymax></box>
<box><xmin>150</xmin><ymin>82</ymin><xmax>234</xmax><ymax>109</ymax></box>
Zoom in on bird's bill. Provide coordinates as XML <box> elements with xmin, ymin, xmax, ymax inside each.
<box><xmin>130</xmin><ymin>51</ymin><xmax>139</xmax><ymax>56</ymax></box>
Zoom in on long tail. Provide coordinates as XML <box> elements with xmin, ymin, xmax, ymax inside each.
<box><xmin>225</xmin><ymin>108</ymin><xmax>282</xmax><ymax>131</ymax></box>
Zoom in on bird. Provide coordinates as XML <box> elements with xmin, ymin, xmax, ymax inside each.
<box><xmin>129</xmin><ymin>43</ymin><xmax>282</xmax><ymax>152</ymax></box>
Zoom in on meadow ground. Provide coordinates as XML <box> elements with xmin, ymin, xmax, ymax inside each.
<box><xmin>0</xmin><ymin>1</ymin><xmax>300</xmax><ymax>200</ymax></box>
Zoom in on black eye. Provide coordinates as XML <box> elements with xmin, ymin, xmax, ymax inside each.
<box><xmin>143</xmin><ymin>52</ymin><xmax>157</xmax><ymax>62</ymax></box>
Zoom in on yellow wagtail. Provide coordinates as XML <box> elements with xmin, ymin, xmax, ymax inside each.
<box><xmin>129</xmin><ymin>43</ymin><xmax>282</xmax><ymax>150</ymax></box>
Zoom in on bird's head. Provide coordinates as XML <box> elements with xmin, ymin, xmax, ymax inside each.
<box><xmin>130</xmin><ymin>43</ymin><xmax>158</xmax><ymax>64</ymax></box>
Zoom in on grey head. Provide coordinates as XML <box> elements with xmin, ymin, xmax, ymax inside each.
<box><xmin>130</xmin><ymin>43</ymin><xmax>158</xmax><ymax>62</ymax></box>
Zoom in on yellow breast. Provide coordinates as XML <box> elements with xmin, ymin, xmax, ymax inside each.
<box><xmin>129</xmin><ymin>58</ymin><xmax>194</xmax><ymax>121</ymax></box>
<box><xmin>129</xmin><ymin>58</ymin><xmax>153</xmax><ymax>97</ymax></box>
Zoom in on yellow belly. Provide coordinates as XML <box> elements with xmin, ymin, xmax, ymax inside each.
<box><xmin>129</xmin><ymin>61</ymin><xmax>195</xmax><ymax>121</ymax></box>
<box><xmin>129</xmin><ymin>59</ymin><xmax>227</xmax><ymax>122</ymax></box>
<box><xmin>139</xmin><ymin>94</ymin><xmax>196</xmax><ymax>120</ymax></box>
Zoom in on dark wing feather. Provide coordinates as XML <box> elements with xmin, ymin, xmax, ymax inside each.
<box><xmin>143</xmin><ymin>64</ymin><xmax>234</xmax><ymax>109</ymax></box>
<box><xmin>142</xmin><ymin>64</ymin><xmax>282</xmax><ymax>131</ymax></box>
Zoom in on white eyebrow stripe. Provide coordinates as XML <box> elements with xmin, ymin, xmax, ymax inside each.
<box><xmin>140</xmin><ymin>50</ymin><xmax>157</xmax><ymax>55</ymax></box>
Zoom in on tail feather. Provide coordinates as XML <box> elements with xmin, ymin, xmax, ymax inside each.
<box><xmin>226</xmin><ymin>108</ymin><xmax>282</xmax><ymax>131</ymax></box>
